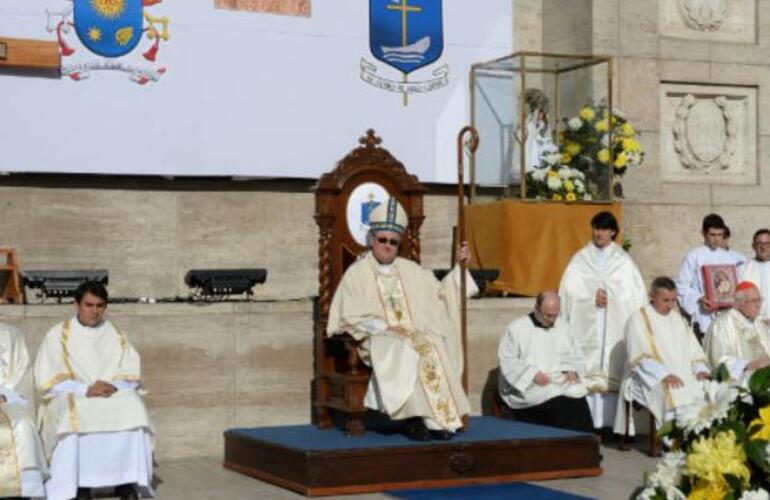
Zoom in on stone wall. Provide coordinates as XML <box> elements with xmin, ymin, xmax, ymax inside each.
<box><xmin>0</xmin><ymin>178</ymin><xmax>459</xmax><ymax>302</ymax></box>
<box><xmin>0</xmin><ymin>297</ymin><xmax>532</xmax><ymax>460</ymax></box>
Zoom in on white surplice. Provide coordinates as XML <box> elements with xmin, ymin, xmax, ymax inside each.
<box><xmin>498</xmin><ymin>315</ymin><xmax>587</xmax><ymax>410</ymax></box>
<box><xmin>676</xmin><ymin>245</ymin><xmax>746</xmax><ymax>332</ymax></box>
<box><xmin>703</xmin><ymin>308</ymin><xmax>770</xmax><ymax>382</ymax></box>
<box><xmin>742</xmin><ymin>259</ymin><xmax>770</xmax><ymax>321</ymax></box>
<box><xmin>327</xmin><ymin>252</ymin><xmax>476</xmax><ymax>431</ymax></box>
<box><xmin>0</xmin><ymin>323</ymin><xmax>47</xmax><ymax>499</ymax></box>
<box><xmin>559</xmin><ymin>242</ymin><xmax>646</xmax><ymax>428</ymax></box>
<box><xmin>34</xmin><ymin>317</ymin><xmax>154</xmax><ymax>500</ymax></box>
<box><xmin>615</xmin><ymin>305</ymin><xmax>709</xmax><ymax>434</ymax></box>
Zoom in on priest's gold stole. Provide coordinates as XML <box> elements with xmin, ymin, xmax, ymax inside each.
<box><xmin>214</xmin><ymin>0</ymin><xmax>310</xmax><ymax>16</ymax></box>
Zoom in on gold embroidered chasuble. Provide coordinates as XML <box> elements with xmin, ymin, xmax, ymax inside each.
<box><xmin>615</xmin><ymin>305</ymin><xmax>709</xmax><ymax>432</ymax></box>
<box><xmin>559</xmin><ymin>242</ymin><xmax>646</xmax><ymax>393</ymax></box>
<box><xmin>0</xmin><ymin>323</ymin><xmax>47</xmax><ymax>497</ymax></box>
<box><xmin>327</xmin><ymin>252</ymin><xmax>474</xmax><ymax>431</ymax></box>
<box><xmin>34</xmin><ymin>318</ymin><xmax>153</xmax><ymax>459</ymax></box>
<box><xmin>704</xmin><ymin>308</ymin><xmax>770</xmax><ymax>380</ymax></box>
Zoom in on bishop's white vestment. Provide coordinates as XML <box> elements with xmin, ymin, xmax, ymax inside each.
<box><xmin>614</xmin><ymin>304</ymin><xmax>709</xmax><ymax>434</ymax></box>
<box><xmin>35</xmin><ymin>317</ymin><xmax>154</xmax><ymax>500</ymax></box>
<box><xmin>676</xmin><ymin>245</ymin><xmax>746</xmax><ymax>332</ymax></box>
<box><xmin>0</xmin><ymin>323</ymin><xmax>47</xmax><ymax>499</ymax></box>
<box><xmin>559</xmin><ymin>242</ymin><xmax>646</xmax><ymax>428</ymax></box>
<box><xmin>327</xmin><ymin>252</ymin><xmax>476</xmax><ymax>432</ymax></box>
<box><xmin>704</xmin><ymin>308</ymin><xmax>770</xmax><ymax>382</ymax></box>
<box><xmin>742</xmin><ymin>259</ymin><xmax>770</xmax><ymax>321</ymax></box>
<box><xmin>498</xmin><ymin>315</ymin><xmax>587</xmax><ymax>409</ymax></box>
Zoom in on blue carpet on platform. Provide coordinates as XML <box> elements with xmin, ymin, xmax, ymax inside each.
<box><xmin>387</xmin><ymin>482</ymin><xmax>594</xmax><ymax>499</ymax></box>
<box><xmin>226</xmin><ymin>416</ymin><xmax>589</xmax><ymax>451</ymax></box>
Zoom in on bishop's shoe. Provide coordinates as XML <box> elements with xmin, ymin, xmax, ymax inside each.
<box><xmin>115</xmin><ymin>483</ymin><xmax>140</xmax><ymax>500</ymax></box>
<box><xmin>430</xmin><ymin>430</ymin><xmax>454</xmax><ymax>440</ymax></box>
<box><xmin>403</xmin><ymin>418</ymin><xmax>431</xmax><ymax>441</ymax></box>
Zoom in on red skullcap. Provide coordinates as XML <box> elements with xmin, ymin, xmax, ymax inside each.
<box><xmin>736</xmin><ymin>281</ymin><xmax>758</xmax><ymax>292</ymax></box>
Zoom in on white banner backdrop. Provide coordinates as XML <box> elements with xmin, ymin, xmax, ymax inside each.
<box><xmin>0</xmin><ymin>1</ymin><xmax>511</xmax><ymax>183</ymax></box>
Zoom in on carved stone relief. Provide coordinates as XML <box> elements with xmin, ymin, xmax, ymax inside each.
<box><xmin>660</xmin><ymin>83</ymin><xmax>756</xmax><ymax>185</ymax></box>
<box><xmin>659</xmin><ymin>0</ymin><xmax>755</xmax><ymax>43</ymax></box>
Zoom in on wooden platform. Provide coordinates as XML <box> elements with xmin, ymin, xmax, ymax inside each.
<box><xmin>223</xmin><ymin>416</ymin><xmax>602</xmax><ymax>496</ymax></box>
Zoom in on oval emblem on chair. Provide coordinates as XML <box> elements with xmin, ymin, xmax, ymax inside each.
<box><xmin>448</xmin><ymin>451</ymin><xmax>474</xmax><ymax>474</ymax></box>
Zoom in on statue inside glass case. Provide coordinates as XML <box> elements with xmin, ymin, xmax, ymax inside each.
<box><xmin>511</xmin><ymin>88</ymin><xmax>558</xmax><ymax>183</ymax></box>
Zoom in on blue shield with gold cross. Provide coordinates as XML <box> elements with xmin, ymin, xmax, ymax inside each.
<box><xmin>74</xmin><ymin>0</ymin><xmax>144</xmax><ymax>58</ymax></box>
<box><xmin>369</xmin><ymin>0</ymin><xmax>443</xmax><ymax>75</ymax></box>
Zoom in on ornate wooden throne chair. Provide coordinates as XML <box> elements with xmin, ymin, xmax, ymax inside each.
<box><xmin>312</xmin><ymin>129</ymin><xmax>426</xmax><ymax>436</ymax></box>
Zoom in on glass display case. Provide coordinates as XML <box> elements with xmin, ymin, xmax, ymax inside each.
<box><xmin>470</xmin><ymin>52</ymin><xmax>620</xmax><ymax>202</ymax></box>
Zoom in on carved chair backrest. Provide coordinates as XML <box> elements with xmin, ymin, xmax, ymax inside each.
<box><xmin>312</xmin><ymin>130</ymin><xmax>426</xmax><ymax>396</ymax></box>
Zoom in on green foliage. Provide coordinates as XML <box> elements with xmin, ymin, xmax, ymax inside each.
<box><xmin>749</xmin><ymin>367</ymin><xmax>770</xmax><ymax>402</ymax></box>
<box><xmin>712</xmin><ymin>363</ymin><xmax>732</xmax><ymax>383</ymax></box>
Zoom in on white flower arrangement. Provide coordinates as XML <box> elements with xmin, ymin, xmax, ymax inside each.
<box><xmin>740</xmin><ymin>490</ymin><xmax>770</xmax><ymax>500</ymax></box>
<box><xmin>675</xmin><ymin>381</ymin><xmax>739</xmax><ymax>437</ymax></box>
<box><xmin>645</xmin><ymin>451</ymin><xmax>686</xmax><ymax>500</ymax></box>
<box><xmin>546</xmin><ymin>174</ymin><xmax>562</xmax><ymax>191</ymax></box>
<box><xmin>567</xmin><ymin>117</ymin><xmax>583</xmax><ymax>130</ymax></box>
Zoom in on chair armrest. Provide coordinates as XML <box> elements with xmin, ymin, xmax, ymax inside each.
<box><xmin>328</xmin><ymin>332</ymin><xmax>365</xmax><ymax>375</ymax></box>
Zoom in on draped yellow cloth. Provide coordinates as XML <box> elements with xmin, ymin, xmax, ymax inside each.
<box><xmin>465</xmin><ymin>200</ymin><xmax>622</xmax><ymax>296</ymax></box>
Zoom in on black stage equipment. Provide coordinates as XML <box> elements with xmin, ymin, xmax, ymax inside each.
<box><xmin>23</xmin><ymin>270</ymin><xmax>109</xmax><ymax>301</ymax></box>
<box><xmin>184</xmin><ymin>268</ymin><xmax>267</xmax><ymax>298</ymax></box>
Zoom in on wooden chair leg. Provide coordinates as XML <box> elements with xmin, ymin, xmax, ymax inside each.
<box><xmin>344</xmin><ymin>412</ymin><xmax>366</xmax><ymax>437</ymax></box>
<box><xmin>649</xmin><ymin>410</ymin><xmax>661</xmax><ymax>457</ymax></box>
<box><xmin>618</xmin><ymin>400</ymin><xmax>632</xmax><ymax>451</ymax></box>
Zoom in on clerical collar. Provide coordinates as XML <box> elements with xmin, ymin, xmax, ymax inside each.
<box><xmin>529</xmin><ymin>312</ymin><xmax>549</xmax><ymax>329</ymax></box>
<box><xmin>75</xmin><ymin>315</ymin><xmax>105</xmax><ymax>329</ymax></box>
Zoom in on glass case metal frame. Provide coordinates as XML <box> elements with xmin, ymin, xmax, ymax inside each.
<box><xmin>469</xmin><ymin>51</ymin><xmax>615</xmax><ymax>203</ymax></box>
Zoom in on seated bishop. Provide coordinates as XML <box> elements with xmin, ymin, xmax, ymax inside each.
<box><xmin>704</xmin><ymin>281</ymin><xmax>770</xmax><ymax>382</ymax></box>
<box><xmin>614</xmin><ymin>277</ymin><xmax>710</xmax><ymax>435</ymax></box>
<box><xmin>327</xmin><ymin>197</ymin><xmax>476</xmax><ymax>441</ymax></box>
<box><xmin>0</xmin><ymin>323</ymin><xmax>47</xmax><ymax>500</ymax></box>
<box><xmin>498</xmin><ymin>291</ymin><xmax>593</xmax><ymax>432</ymax></box>
<box><xmin>34</xmin><ymin>281</ymin><xmax>154</xmax><ymax>500</ymax></box>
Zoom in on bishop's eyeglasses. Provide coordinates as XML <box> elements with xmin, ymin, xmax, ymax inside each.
<box><xmin>376</xmin><ymin>237</ymin><xmax>400</xmax><ymax>247</ymax></box>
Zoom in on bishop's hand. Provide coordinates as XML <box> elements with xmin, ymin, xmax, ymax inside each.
<box><xmin>456</xmin><ymin>242</ymin><xmax>470</xmax><ymax>265</ymax></box>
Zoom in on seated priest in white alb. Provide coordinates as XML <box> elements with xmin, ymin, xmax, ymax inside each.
<box><xmin>35</xmin><ymin>281</ymin><xmax>154</xmax><ymax>500</ymax></box>
<box><xmin>676</xmin><ymin>213</ymin><xmax>746</xmax><ymax>335</ymax></box>
<box><xmin>0</xmin><ymin>323</ymin><xmax>47</xmax><ymax>500</ymax></box>
<box><xmin>704</xmin><ymin>281</ymin><xmax>770</xmax><ymax>382</ymax></box>
<box><xmin>614</xmin><ymin>277</ymin><xmax>710</xmax><ymax>435</ymax></box>
<box><xmin>742</xmin><ymin>229</ymin><xmax>770</xmax><ymax>324</ymax></box>
<box><xmin>327</xmin><ymin>197</ymin><xmax>476</xmax><ymax>441</ymax></box>
<box><xmin>498</xmin><ymin>291</ymin><xmax>593</xmax><ymax>432</ymax></box>
<box><xmin>559</xmin><ymin>211</ymin><xmax>646</xmax><ymax>430</ymax></box>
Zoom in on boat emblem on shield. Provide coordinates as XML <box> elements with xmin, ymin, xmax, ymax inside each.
<box><xmin>361</xmin><ymin>0</ymin><xmax>449</xmax><ymax>105</ymax></box>
<box><xmin>74</xmin><ymin>0</ymin><xmax>144</xmax><ymax>58</ymax></box>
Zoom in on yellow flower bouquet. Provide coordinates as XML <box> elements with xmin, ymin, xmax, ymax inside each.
<box><xmin>635</xmin><ymin>367</ymin><xmax>770</xmax><ymax>499</ymax></box>
<box><xmin>526</xmin><ymin>103</ymin><xmax>644</xmax><ymax>201</ymax></box>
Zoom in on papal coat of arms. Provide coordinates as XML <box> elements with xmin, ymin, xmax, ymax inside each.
<box><xmin>360</xmin><ymin>0</ymin><xmax>449</xmax><ymax>105</ymax></box>
<box><xmin>45</xmin><ymin>0</ymin><xmax>170</xmax><ymax>84</ymax></box>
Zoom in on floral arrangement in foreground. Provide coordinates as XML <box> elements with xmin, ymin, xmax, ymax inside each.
<box><xmin>637</xmin><ymin>366</ymin><xmax>770</xmax><ymax>500</ymax></box>
<box><xmin>526</xmin><ymin>103</ymin><xmax>644</xmax><ymax>202</ymax></box>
